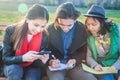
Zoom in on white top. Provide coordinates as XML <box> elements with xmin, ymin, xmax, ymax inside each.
<box><xmin>28</xmin><ymin>34</ymin><xmax>33</xmax><ymax>43</ymax></box>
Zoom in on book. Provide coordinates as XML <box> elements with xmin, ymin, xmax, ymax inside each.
<box><xmin>48</xmin><ymin>63</ymin><xmax>67</xmax><ymax>71</ymax></box>
<box><xmin>48</xmin><ymin>63</ymin><xmax>74</xmax><ymax>71</ymax></box>
<box><xmin>82</xmin><ymin>63</ymin><xmax>117</xmax><ymax>74</ymax></box>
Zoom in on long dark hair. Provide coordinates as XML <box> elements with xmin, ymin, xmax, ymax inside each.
<box><xmin>85</xmin><ymin>17</ymin><xmax>113</xmax><ymax>36</ymax></box>
<box><xmin>54</xmin><ymin>2</ymin><xmax>80</xmax><ymax>28</ymax></box>
<box><xmin>11</xmin><ymin>4</ymin><xmax>49</xmax><ymax>50</ymax></box>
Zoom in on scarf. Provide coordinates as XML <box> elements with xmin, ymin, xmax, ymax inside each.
<box><xmin>15</xmin><ymin>32</ymin><xmax>42</xmax><ymax>67</ymax></box>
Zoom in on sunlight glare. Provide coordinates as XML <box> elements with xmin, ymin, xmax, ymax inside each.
<box><xmin>18</xmin><ymin>3</ymin><xmax>28</xmax><ymax>13</ymax></box>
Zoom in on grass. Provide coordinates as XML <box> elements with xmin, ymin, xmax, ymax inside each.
<box><xmin>0</xmin><ymin>2</ymin><xmax>120</xmax><ymax>26</ymax></box>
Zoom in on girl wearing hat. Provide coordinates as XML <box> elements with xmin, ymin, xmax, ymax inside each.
<box><xmin>2</xmin><ymin>4</ymin><xmax>49</xmax><ymax>80</ymax></box>
<box><xmin>84</xmin><ymin>5</ymin><xmax>120</xmax><ymax>80</ymax></box>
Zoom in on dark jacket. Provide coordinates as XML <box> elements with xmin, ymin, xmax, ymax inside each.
<box><xmin>47</xmin><ymin>21</ymin><xmax>87</xmax><ymax>66</ymax></box>
<box><xmin>2</xmin><ymin>26</ymin><xmax>48</xmax><ymax>68</ymax></box>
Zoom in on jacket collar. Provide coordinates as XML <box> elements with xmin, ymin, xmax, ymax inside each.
<box><xmin>50</xmin><ymin>21</ymin><xmax>87</xmax><ymax>54</ymax></box>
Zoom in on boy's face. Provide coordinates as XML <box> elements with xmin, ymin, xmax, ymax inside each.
<box><xmin>58</xmin><ymin>18</ymin><xmax>75</xmax><ymax>33</ymax></box>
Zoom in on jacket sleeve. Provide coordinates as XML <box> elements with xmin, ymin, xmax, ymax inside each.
<box><xmin>2</xmin><ymin>26</ymin><xmax>23</xmax><ymax>65</ymax></box>
<box><xmin>86</xmin><ymin>47</ymin><xmax>98</xmax><ymax>68</ymax></box>
<box><xmin>113</xmin><ymin>57</ymin><xmax>120</xmax><ymax>70</ymax></box>
<box><xmin>112</xmin><ymin>29</ymin><xmax>120</xmax><ymax>70</ymax></box>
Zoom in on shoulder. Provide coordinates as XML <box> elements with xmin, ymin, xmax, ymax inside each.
<box><xmin>110</xmin><ymin>22</ymin><xmax>119</xmax><ymax>30</ymax></box>
<box><xmin>75</xmin><ymin>21</ymin><xmax>85</xmax><ymax>27</ymax></box>
<box><xmin>42</xmin><ymin>31</ymin><xmax>48</xmax><ymax>38</ymax></box>
<box><xmin>74</xmin><ymin>21</ymin><xmax>86</xmax><ymax>32</ymax></box>
<box><xmin>109</xmin><ymin>22</ymin><xmax>119</xmax><ymax>35</ymax></box>
<box><xmin>112</xmin><ymin>22</ymin><xmax>119</xmax><ymax>29</ymax></box>
<box><xmin>5</xmin><ymin>25</ymin><xmax>15</xmax><ymax>35</ymax></box>
<box><xmin>47</xmin><ymin>23</ymin><xmax>54</xmax><ymax>30</ymax></box>
<box><xmin>47</xmin><ymin>23</ymin><xmax>57</xmax><ymax>33</ymax></box>
<box><xmin>109</xmin><ymin>22</ymin><xmax>119</xmax><ymax>37</ymax></box>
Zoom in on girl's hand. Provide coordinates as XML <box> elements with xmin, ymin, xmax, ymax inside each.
<box><xmin>38</xmin><ymin>54</ymin><xmax>49</xmax><ymax>64</ymax></box>
<box><xmin>94</xmin><ymin>64</ymin><xmax>103</xmax><ymax>71</ymax></box>
<box><xmin>118</xmin><ymin>76</ymin><xmax>120</xmax><ymax>80</ymax></box>
<box><xmin>22</xmin><ymin>51</ymin><xmax>40</xmax><ymax>62</ymax></box>
<box><xmin>108</xmin><ymin>66</ymin><xmax>116</xmax><ymax>70</ymax></box>
<box><xmin>66</xmin><ymin>59</ymin><xmax>76</xmax><ymax>65</ymax></box>
<box><xmin>66</xmin><ymin>59</ymin><xmax>76</xmax><ymax>69</ymax></box>
<box><xmin>49</xmin><ymin>59</ymin><xmax>60</xmax><ymax>68</ymax></box>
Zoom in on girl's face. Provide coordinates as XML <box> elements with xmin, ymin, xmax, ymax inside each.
<box><xmin>27</xmin><ymin>18</ymin><xmax>47</xmax><ymax>35</ymax></box>
<box><xmin>85</xmin><ymin>17</ymin><xmax>101</xmax><ymax>35</ymax></box>
<box><xmin>58</xmin><ymin>18</ymin><xmax>75</xmax><ymax>32</ymax></box>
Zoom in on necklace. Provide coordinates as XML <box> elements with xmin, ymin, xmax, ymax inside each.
<box><xmin>95</xmin><ymin>33</ymin><xmax>110</xmax><ymax>52</ymax></box>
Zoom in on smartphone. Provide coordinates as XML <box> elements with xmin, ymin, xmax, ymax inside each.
<box><xmin>37</xmin><ymin>51</ymin><xmax>51</xmax><ymax>55</ymax></box>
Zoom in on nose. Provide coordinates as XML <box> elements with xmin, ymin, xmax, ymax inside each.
<box><xmin>62</xmin><ymin>27</ymin><xmax>70</xmax><ymax>32</ymax></box>
<box><xmin>36</xmin><ymin>27</ymin><xmax>41</xmax><ymax>33</ymax></box>
<box><xmin>88</xmin><ymin>25</ymin><xmax>94</xmax><ymax>30</ymax></box>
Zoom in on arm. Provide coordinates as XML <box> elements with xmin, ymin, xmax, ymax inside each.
<box><xmin>2</xmin><ymin>26</ymin><xmax>23</xmax><ymax>65</ymax></box>
<box><xmin>112</xmin><ymin>29</ymin><xmax>120</xmax><ymax>70</ymax></box>
<box><xmin>86</xmin><ymin>47</ymin><xmax>99</xmax><ymax>68</ymax></box>
<box><xmin>112</xmin><ymin>57</ymin><xmax>120</xmax><ymax>70</ymax></box>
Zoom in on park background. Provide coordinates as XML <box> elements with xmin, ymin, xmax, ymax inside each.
<box><xmin>0</xmin><ymin>0</ymin><xmax>120</xmax><ymax>79</ymax></box>
<box><xmin>0</xmin><ymin>0</ymin><xmax>120</xmax><ymax>26</ymax></box>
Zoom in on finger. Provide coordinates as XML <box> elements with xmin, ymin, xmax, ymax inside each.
<box><xmin>32</xmin><ymin>54</ymin><xmax>41</xmax><ymax>58</ymax></box>
<box><xmin>99</xmin><ymin>67</ymin><xmax>103</xmax><ymax>71</ymax></box>
<box><xmin>29</xmin><ymin>51</ymin><xmax>38</xmax><ymax>54</ymax></box>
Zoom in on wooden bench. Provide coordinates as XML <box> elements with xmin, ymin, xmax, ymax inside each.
<box><xmin>0</xmin><ymin>22</ymin><xmax>8</xmax><ymax>80</ymax></box>
<box><xmin>0</xmin><ymin>22</ymin><xmax>9</xmax><ymax>44</ymax></box>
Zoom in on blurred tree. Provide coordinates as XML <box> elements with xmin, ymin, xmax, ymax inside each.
<box><xmin>111</xmin><ymin>0</ymin><xmax>120</xmax><ymax>9</ymax></box>
<box><xmin>85</xmin><ymin>0</ymin><xmax>96</xmax><ymax>8</ymax></box>
<box><xmin>58</xmin><ymin>0</ymin><xmax>65</xmax><ymax>5</ymax></box>
<box><xmin>96</xmin><ymin>0</ymin><xmax>107</xmax><ymax>7</ymax></box>
<box><xmin>73</xmin><ymin>0</ymin><xmax>86</xmax><ymax>7</ymax></box>
<box><xmin>104</xmin><ymin>0</ymin><xmax>120</xmax><ymax>9</ymax></box>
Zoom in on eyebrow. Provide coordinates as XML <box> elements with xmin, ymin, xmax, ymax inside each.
<box><xmin>59</xmin><ymin>23</ymin><xmax>73</xmax><ymax>26</ymax></box>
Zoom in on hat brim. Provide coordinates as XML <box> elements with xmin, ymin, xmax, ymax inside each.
<box><xmin>84</xmin><ymin>14</ymin><xmax>107</xmax><ymax>19</ymax></box>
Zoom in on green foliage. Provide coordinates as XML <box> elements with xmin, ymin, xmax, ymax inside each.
<box><xmin>104</xmin><ymin>0</ymin><xmax>120</xmax><ymax>9</ymax></box>
<box><xmin>85</xmin><ymin>0</ymin><xmax>97</xmax><ymax>8</ymax></box>
<box><xmin>0</xmin><ymin>3</ymin><xmax>120</xmax><ymax>26</ymax></box>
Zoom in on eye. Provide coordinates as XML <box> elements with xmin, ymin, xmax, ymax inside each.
<box><xmin>86</xmin><ymin>23</ymin><xmax>90</xmax><ymax>26</ymax></box>
<box><xmin>92</xmin><ymin>23</ymin><xmax>97</xmax><ymax>26</ymax></box>
<box><xmin>68</xmin><ymin>24</ymin><xmax>72</xmax><ymax>27</ymax></box>
<box><xmin>59</xmin><ymin>23</ymin><xmax>64</xmax><ymax>26</ymax></box>
<box><xmin>34</xmin><ymin>24</ymin><xmax>39</xmax><ymax>27</ymax></box>
<box><xmin>41</xmin><ymin>25</ymin><xmax>46</xmax><ymax>28</ymax></box>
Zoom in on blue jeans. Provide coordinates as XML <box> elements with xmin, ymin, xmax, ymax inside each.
<box><xmin>4</xmin><ymin>64</ymin><xmax>42</xmax><ymax>80</ymax></box>
<box><xmin>96</xmin><ymin>74</ymin><xmax>114</xmax><ymax>80</ymax></box>
<box><xmin>118</xmin><ymin>70</ymin><xmax>120</xmax><ymax>76</ymax></box>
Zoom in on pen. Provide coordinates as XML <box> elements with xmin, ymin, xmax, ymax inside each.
<box><xmin>51</xmin><ymin>55</ymin><xmax>56</xmax><ymax>59</ymax></box>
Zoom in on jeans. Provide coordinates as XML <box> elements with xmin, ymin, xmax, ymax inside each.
<box><xmin>118</xmin><ymin>70</ymin><xmax>120</xmax><ymax>76</ymax></box>
<box><xmin>4</xmin><ymin>64</ymin><xmax>42</xmax><ymax>80</ymax></box>
<box><xmin>47</xmin><ymin>66</ymin><xmax>97</xmax><ymax>80</ymax></box>
<box><xmin>96</xmin><ymin>74</ymin><xmax>114</xmax><ymax>80</ymax></box>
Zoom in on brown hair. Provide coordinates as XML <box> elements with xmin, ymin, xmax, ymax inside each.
<box><xmin>11</xmin><ymin>4</ymin><xmax>49</xmax><ymax>50</ymax></box>
<box><xmin>85</xmin><ymin>16</ymin><xmax>112</xmax><ymax>36</ymax></box>
<box><xmin>54</xmin><ymin>2</ymin><xmax>80</xmax><ymax>28</ymax></box>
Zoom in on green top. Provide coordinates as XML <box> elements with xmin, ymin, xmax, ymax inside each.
<box><xmin>87</xmin><ymin>22</ymin><xmax>119</xmax><ymax>66</ymax></box>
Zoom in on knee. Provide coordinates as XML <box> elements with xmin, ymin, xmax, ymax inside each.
<box><xmin>25</xmin><ymin>68</ymin><xmax>42</xmax><ymax>80</ymax></box>
<box><xmin>4</xmin><ymin>64</ymin><xmax>23</xmax><ymax>78</ymax></box>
